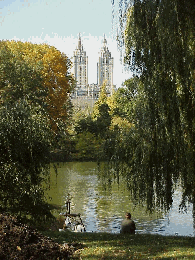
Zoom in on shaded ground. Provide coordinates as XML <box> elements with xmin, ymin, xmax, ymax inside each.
<box><xmin>0</xmin><ymin>214</ymin><xmax>77</xmax><ymax>260</ymax></box>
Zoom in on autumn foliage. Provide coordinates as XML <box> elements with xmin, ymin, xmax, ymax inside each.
<box><xmin>0</xmin><ymin>40</ymin><xmax>74</xmax><ymax>130</ymax></box>
<box><xmin>0</xmin><ymin>40</ymin><xmax>74</xmax><ymax>223</ymax></box>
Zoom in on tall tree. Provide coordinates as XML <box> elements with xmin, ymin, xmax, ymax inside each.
<box><xmin>111</xmin><ymin>0</ymin><xmax>195</xmax><ymax>210</ymax></box>
<box><xmin>0</xmin><ymin>40</ymin><xmax>74</xmax><ymax>131</ymax></box>
<box><xmin>0</xmin><ymin>40</ymin><xmax>74</xmax><ymax>224</ymax></box>
<box><xmin>0</xmin><ymin>100</ymin><xmax>53</xmax><ymax>224</ymax></box>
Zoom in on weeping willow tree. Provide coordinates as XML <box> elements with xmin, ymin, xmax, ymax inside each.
<box><xmin>110</xmin><ymin>0</ymin><xmax>195</xmax><ymax>211</ymax></box>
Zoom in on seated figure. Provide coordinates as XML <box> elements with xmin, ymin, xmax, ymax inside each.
<box><xmin>120</xmin><ymin>212</ymin><xmax>136</xmax><ymax>234</ymax></box>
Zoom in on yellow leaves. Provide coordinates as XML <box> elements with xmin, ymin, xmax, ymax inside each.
<box><xmin>17</xmin><ymin>246</ymin><xmax>21</xmax><ymax>251</ymax></box>
<box><xmin>1</xmin><ymin>40</ymin><xmax>73</xmax><ymax>131</ymax></box>
<box><xmin>111</xmin><ymin>116</ymin><xmax>133</xmax><ymax>130</ymax></box>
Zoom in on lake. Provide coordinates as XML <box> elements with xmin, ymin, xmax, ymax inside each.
<box><xmin>47</xmin><ymin>162</ymin><xmax>195</xmax><ymax>236</ymax></box>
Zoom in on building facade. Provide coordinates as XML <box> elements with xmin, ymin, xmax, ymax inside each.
<box><xmin>97</xmin><ymin>35</ymin><xmax>114</xmax><ymax>89</ymax></box>
<box><xmin>71</xmin><ymin>35</ymin><xmax>115</xmax><ymax>108</ymax></box>
<box><xmin>72</xmin><ymin>34</ymin><xmax>88</xmax><ymax>97</ymax></box>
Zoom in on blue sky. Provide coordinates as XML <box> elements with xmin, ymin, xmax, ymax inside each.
<box><xmin>0</xmin><ymin>0</ymin><xmax>131</xmax><ymax>87</ymax></box>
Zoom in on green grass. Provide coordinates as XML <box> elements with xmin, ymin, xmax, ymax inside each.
<box><xmin>42</xmin><ymin>230</ymin><xmax>195</xmax><ymax>259</ymax></box>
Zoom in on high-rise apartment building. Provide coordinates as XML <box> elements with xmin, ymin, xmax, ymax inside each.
<box><xmin>97</xmin><ymin>36</ymin><xmax>114</xmax><ymax>87</ymax></box>
<box><xmin>72</xmin><ymin>35</ymin><xmax>115</xmax><ymax>108</ymax></box>
<box><xmin>73</xmin><ymin>34</ymin><xmax>88</xmax><ymax>96</ymax></box>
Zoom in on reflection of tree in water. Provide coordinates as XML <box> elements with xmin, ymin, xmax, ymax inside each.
<box><xmin>48</xmin><ymin>162</ymin><xmax>93</xmax><ymax>216</ymax></box>
<box><xmin>48</xmin><ymin>162</ymin><xmax>194</xmax><ymax>234</ymax></box>
<box><xmin>96</xmin><ymin>162</ymin><xmax>164</xmax><ymax>231</ymax></box>
<box><xmin>63</xmin><ymin>163</ymin><xmax>97</xmax><ymax>216</ymax></box>
<box><xmin>193</xmin><ymin>205</ymin><xmax>195</xmax><ymax>234</ymax></box>
<box><xmin>98</xmin><ymin>163</ymin><xmax>195</xmax><ymax>234</ymax></box>
<box><xmin>49</xmin><ymin>162</ymin><xmax>165</xmax><ymax>232</ymax></box>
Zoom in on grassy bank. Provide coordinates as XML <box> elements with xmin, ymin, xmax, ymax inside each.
<box><xmin>42</xmin><ymin>230</ymin><xmax>195</xmax><ymax>259</ymax></box>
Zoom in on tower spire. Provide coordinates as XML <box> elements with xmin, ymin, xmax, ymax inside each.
<box><xmin>78</xmin><ymin>32</ymin><xmax>81</xmax><ymax>49</ymax></box>
<box><xmin>103</xmin><ymin>34</ymin><xmax>107</xmax><ymax>48</ymax></box>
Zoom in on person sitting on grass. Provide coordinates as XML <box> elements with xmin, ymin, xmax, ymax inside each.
<box><xmin>120</xmin><ymin>212</ymin><xmax>136</xmax><ymax>234</ymax></box>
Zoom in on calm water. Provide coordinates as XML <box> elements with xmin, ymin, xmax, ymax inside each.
<box><xmin>47</xmin><ymin>162</ymin><xmax>195</xmax><ymax>236</ymax></box>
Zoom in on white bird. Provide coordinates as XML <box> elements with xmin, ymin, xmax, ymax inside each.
<box><xmin>64</xmin><ymin>216</ymin><xmax>72</xmax><ymax>228</ymax></box>
<box><xmin>74</xmin><ymin>223</ymin><xmax>86</xmax><ymax>232</ymax></box>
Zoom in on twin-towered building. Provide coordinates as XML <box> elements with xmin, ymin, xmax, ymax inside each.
<box><xmin>97</xmin><ymin>36</ymin><xmax>114</xmax><ymax>88</ymax></box>
<box><xmin>71</xmin><ymin>35</ymin><xmax>115</xmax><ymax>107</ymax></box>
<box><xmin>73</xmin><ymin>35</ymin><xmax>88</xmax><ymax>91</ymax></box>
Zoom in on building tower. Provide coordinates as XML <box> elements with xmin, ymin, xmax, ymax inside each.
<box><xmin>73</xmin><ymin>34</ymin><xmax>88</xmax><ymax>96</ymax></box>
<box><xmin>97</xmin><ymin>35</ymin><xmax>114</xmax><ymax>89</ymax></box>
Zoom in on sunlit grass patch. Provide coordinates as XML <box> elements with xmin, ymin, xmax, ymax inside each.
<box><xmin>158</xmin><ymin>248</ymin><xmax>195</xmax><ymax>259</ymax></box>
<box><xmin>42</xmin><ymin>230</ymin><xmax>195</xmax><ymax>259</ymax></box>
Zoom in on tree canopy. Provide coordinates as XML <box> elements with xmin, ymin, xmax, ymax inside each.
<box><xmin>110</xmin><ymin>0</ymin><xmax>195</xmax><ymax>211</ymax></box>
<box><xmin>0</xmin><ymin>40</ymin><xmax>74</xmax><ymax>224</ymax></box>
<box><xmin>0</xmin><ymin>40</ymin><xmax>74</xmax><ymax>131</ymax></box>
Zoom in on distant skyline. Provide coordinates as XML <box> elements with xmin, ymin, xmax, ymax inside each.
<box><xmin>0</xmin><ymin>0</ymin><xmax>132</xmax><ymax>87</ymax></box>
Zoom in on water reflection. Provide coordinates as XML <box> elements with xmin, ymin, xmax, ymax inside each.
<box><xmin>47</xmin><ymin>162</ymin><xmax>194</xmax><ymax>236</ymax></box>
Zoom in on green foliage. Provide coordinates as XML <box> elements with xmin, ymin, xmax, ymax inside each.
<box><xmin>93</xmin><ymin>81</ymin><xmax>108</xmax><ymax>119</ymax></box>
<box><xmin>73</xmin><ymin>113</ymin><xmax>106</xmax><ymax>161</ymax></box>
<box><xmin>0</xmin><ymin>100</ymin><xmax>53</xmax><ymax>223</ymax></box>
<box><xmin>0</xmin><ymin>45</ymin><xmax>47</xmax><ymax>109</ymax></box>
<box><xmin>104</xmin><ymin>76</ymin><xmax>185</xmax><ymax>211</ymax></box>
<box><xmin>0</xmin><ymin>40</ymin><xmax>74</xmax><ymax>131</ymax></box>
<box><xmin>73</xmin><ymin>82</ymin><xmax>113</xmax><ymax>160</ymax></box>
<box><xmin>93</xmin><ymin>81</ymin><xmax>112</xmax><ymax>137</ymax></box>
<box><xmin>75</xmin><ymin>116</ymin><xmax>98</xmax><ymax>136</ymax></box>
<box><xmin>0</xmin><ymin>40</ymin><xmax>74</xmax><ymax>224</ymax></box>
<box><xmin>108</xmin><ymin>0</ymin><xmax>195</xmax><ymax>211</ymax></box>
<box><xmin>75</xmin><ymin>106</ymin><xmax>111</xmax><ymax>139</ymax></box>
<box><xmin>75</xmin><ymin>132</ymin><xmax>103</xmax><ymax>161</ymax></box>
<box><xmin>94</xmin><ymin>103</ymin><xmax>111</xmax><ymax>138</ymax></box>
